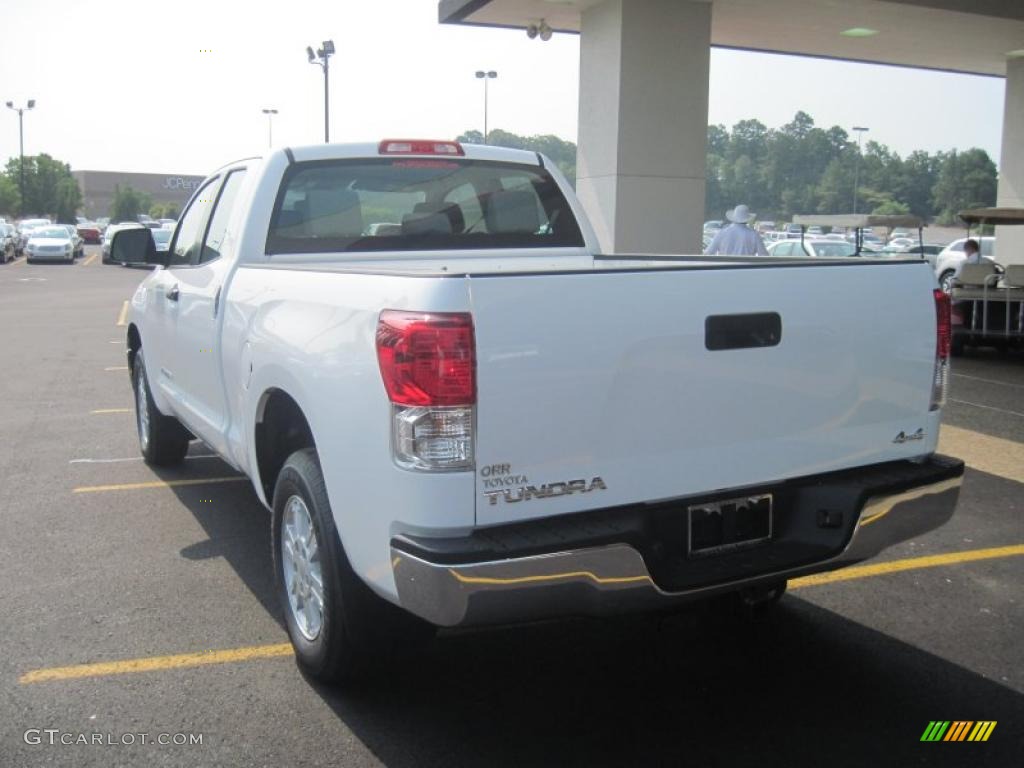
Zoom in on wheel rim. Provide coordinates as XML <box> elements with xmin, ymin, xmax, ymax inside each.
<box><xmin>135</xmin><ymin>370</ymin><xmax>150</xmax><ymax>452</ymax></box>
<box><xmin>281</xmin><ymin>495</ymin><xmax>324</xmax><ymax>641</ymax></box>
<box><xmin>941</xmin><ymin>273</ymin><xmax>953</xmax><ymax>293</ymax></box>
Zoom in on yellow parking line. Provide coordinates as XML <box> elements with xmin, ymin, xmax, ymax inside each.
<box><xmin>938</xmin><ymin>425</ymin><xmax>1024</xmax><ymax>484</ymax></box>
<box><xmin>790</xmin><ymin>544</ymin><xmax>1024</xmax><ymax>589</ymax></box>
<box><xmin>73</xmin><ymin>476</ymin><xmax>246</xmax><ymax>493</ymax></box>
<box><xmin>17</xmin><ymin>544</ymin><xmax>1024</xmax><ymax>684</ymax></box>
<box><xmin>19</xmin><ymin>643</ymin><xmax>293</xmax><ymax>684</ymax></box>
<box><xmin>90</xmin><ymin>408</ymin><xmax>131</xmax><ymax>414</ymax></box>
<box><xmin>13</xmin><ymin>256</ymin><xmax>25</xmax><ymax>266</ymax></box>
<box><xmin>82</xmin><ymin>253</ymin><xmax>97</xmax><ymax>267</ymax></box>
<box><xmin>116</xmin><ymin>300</ymin><xmax>129</xmax><ymax>326</ymax></box>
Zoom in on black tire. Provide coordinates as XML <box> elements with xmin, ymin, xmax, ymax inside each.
<box><xmin>132</xmin><ymin>349</ymin><xmax>190</xmax><ymax>466</ymax></box>
<box><xmin>272</xmin><ymin>448</ymin><xmax>434</xmax><ymax>684</ymax></box>
<box><xmin>950</xmin><ymin>335</ymin><xmax>966</xmax><ymax>356</ymax></box>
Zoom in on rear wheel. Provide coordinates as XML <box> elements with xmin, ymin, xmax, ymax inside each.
<box><xmin>272</xmin><ymin>448</ymin><xmax>434</xmax><ymax>684</ymax></box>
<box><xmin>132</xmin><ymin>350</ymin><xmax>190</xmax><ymax>466</ymax></box>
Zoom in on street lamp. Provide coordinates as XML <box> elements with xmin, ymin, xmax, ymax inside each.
<box><xmin>5</xmin><ymin>99</ymin><xmax>36</xmax><ymax>215</ymax></box>
<box><xmin>475</xmin><ymin>70</ymin><xmax>497</xmax><ymax>143</ymax></box>
<box><xmin>307</xmin><ymin>41</ymin><xmax>335</xmax><ymax>143</ymax></box>
<box><xmin>261</xmin><ymin>108</ymin><xmax>278</xmax><ymax>149</ymax></box>
<box><xmin>852</xmin><ymin>126</ymin><xmax>869</xmax><ymax>214</ymax></box>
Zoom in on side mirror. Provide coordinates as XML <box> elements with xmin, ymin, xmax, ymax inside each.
<box><xmin>111</xmin><ymin>228</ymin><xmax>161</xmax><ymax>267</ymax></box>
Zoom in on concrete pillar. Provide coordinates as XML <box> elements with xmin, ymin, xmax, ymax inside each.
<box><xmin>996</xmin><ymin>57</ymin><xmax>1024</xmax><ymax>265</ymax></box>
<box><xmin>576</xmin><ymin>0</ymin><xmax>711</xmax><ymax>255</ymax></box>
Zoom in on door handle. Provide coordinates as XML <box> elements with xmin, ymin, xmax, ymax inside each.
<box><xmin>166</xmin><ymin>285</ymin><xmax>179</xmax><ymax>302</ymax></box>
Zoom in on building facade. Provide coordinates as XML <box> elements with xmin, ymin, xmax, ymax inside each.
<box><xmin>72</xmin><ymin>170</ymin><xmax>205</xmax><ymax>219</ymax></box>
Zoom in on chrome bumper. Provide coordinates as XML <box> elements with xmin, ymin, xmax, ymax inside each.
<box><xmin>392</xmin><ymin>461</ymin><xmax>963</xmax><ymax>627</ymax></box>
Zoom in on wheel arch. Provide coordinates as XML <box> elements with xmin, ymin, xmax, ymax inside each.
<box><xmin>254</xmin><ymin>387</ymin><xmax>317</xmax><ymax>504</ymax></box>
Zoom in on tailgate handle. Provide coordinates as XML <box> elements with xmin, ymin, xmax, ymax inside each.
<box><xmin>705</xmin><ymin>312</ymin><xmax>781</xmax><ymax>351</ymax></box>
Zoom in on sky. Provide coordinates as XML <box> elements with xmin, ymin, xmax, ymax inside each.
<box><xmin>0</xmin><ymin>0</ymin><xmax>1007</xmax><ymax>176</ymax></box>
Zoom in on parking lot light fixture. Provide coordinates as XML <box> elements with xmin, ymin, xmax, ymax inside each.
<box><xmin>852</xmin><ymin>126</ymin><xmax>869</xmax><ymax>214</ymax></box>
<box><xmin>474</xmin><ymin>70</ymin><xmax>497</xmax><ymax>143</ymax></box>
<box><xmin>261</xmin><ymin>108</ymin><xmax>278</xmax><ymax>149</ymax></box>
<box><xmin>6</xmin><ymin>99</ymin><xmax>36</xmax><ymax>216</ymax></box>
<box><xmin>307</xmin><ymin>41</ymin><xmax>335</xmax><ymax>143</ymax></box>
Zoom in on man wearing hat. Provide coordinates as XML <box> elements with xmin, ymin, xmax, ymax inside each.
<box><xmin>704</xmin><ymin>204</ymin><xmax>768</xmax><ymax>256</ymax></box>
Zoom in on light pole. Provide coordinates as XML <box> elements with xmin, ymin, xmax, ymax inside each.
<box><xmin>5</xmin><ymin>99</ymin><xmax>36</xmax><ymax>215</ymax></box>
<box><xmin>307</xmin><ymin>41</ymin><xmax>335</xmax><ymax>143</ymax></box>
<box><xmin>262</xmin><ymin>108</ymin><xmax>278</xmax><ymax>149</ymax></box>
<box><xmin>852</xmin><ymin>126</ymin><xmax>869</xmax><ymax>214</ymax></box>
<box><xmin>475</xmin><ymin>70</ymin><xmax>497</xmax><ymax>143</ymax></box>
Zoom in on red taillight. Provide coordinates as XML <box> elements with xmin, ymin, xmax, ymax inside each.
<box><xmin>934</xmin><ymin>289</ymin><xmax>951</xmax><ymax>359</ymax></box>
<box><xmin>378</xmin><ymin>139</ymin><xmax>465</xmax><ymax>156</ymax></box>
<box><xmin>376</xmin><ymin>311</ymin><xmax>475</xmax><ymax>406</ymax></box>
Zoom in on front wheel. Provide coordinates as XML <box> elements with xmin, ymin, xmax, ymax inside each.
<box><xmin>939</xmin><ymin>270</ymin><xmax>955</xmax><ymax>294</ymax></box>
<box><xmin>132</xmin><ymin>350</ymin><xmax>190</xmax><ymax>466</ymax></box>
<box><xmin>272</xmin><ymin>448</ymin><xmax>434</xmax><ymax>684</ymax></box>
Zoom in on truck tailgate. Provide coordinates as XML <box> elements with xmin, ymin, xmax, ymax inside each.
<box><xmin>470</xmin><ymin>261</ymin><xmax>941</xmax><ymax>526</ymax></box>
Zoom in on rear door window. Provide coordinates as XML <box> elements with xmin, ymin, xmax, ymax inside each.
<box><xmin>266</xmin><ymin>158</ymin><xmax>584</xmax><ymax>254</ymax></box>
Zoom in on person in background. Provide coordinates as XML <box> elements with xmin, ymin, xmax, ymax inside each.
<box><xmin>704</xmin><ymin>204</ymin><xmax>768</xmax><ymax>256</ymax></box>
<box><xmin>953</xmin><ymin>238</ymin><xmax>983</xmax><ymax>280</ymax></box>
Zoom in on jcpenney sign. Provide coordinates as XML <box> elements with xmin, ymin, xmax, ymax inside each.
<box><xmin>162</xmin><ymin>177</ymin><xmax>202</xmax><ymax>192</ymax></box>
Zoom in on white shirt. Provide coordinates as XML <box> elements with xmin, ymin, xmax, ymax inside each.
<box><xmin>704</xmin><ymin>222</ymin><xmax>768</xmax><ymax>256</ymax></box>
<box><xmin>952</xmin><ymin>249</ymin><xmax>983</xmax><ymax>279</ymax></box>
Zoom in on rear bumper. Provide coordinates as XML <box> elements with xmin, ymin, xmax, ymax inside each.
<box><xmin>391</xmin><ymin>455</ymin><xmax>963</xmax><ymax>627</ymax></box>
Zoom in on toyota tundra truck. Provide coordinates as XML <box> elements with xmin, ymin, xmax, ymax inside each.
<box><xmin>111</xmin><ymin>139</ymin><xmax>964</xmax><ymax>682</ymax></box>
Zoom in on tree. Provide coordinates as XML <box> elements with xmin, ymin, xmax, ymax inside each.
<box><xmin>3</xmin><ymin>153</ymin><xmax>82</xmax><ymax>219</ymax></box>
<box><xmin>150</xmin><ymin>202</ymin><xmax>180</xmax><ymax>220</ymax></box>
<box><xmin>457</xmin><ymin>128</ymin><xmax>577</xmax><ymax>184</ymax></box>
<box><xmin>110</xmin><ymin>185</ymin><xmax>153</xmax><ymax>223</ymax></box>
<box><xmin>0</xmin><ymin>176</ymin><xmax>19</xmax><ymax>216</ymax></box>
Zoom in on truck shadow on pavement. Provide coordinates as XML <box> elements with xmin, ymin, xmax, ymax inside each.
<box><xmin>158</xmin><ymin>453</ymin><xmax>1022</xmax><ymax>768</ymax></box>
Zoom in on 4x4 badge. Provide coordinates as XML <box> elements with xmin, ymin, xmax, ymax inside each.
<box><xmin>893</xmin><ymin>428</ymin><xmax>925</xmax><ymax>444</ymax></box>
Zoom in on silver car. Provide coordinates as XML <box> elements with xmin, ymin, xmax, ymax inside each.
<box><xmin>25</xmin><ymin>226</ymin><xmax>76</xmax><ymax>264</ymax></box>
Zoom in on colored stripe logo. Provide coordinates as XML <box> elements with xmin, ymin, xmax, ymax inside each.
<box><xmin>921</xmin><ymin>721</ymin><xmax>997</xmax><ymax>742</ymax></box>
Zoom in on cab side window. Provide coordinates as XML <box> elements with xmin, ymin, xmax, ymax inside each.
<box><xmin>200</xmin><ymin>170</ymin><xmax>247</xmax><ymax>264</ymax></box>
<box><xmin>169</xmin><ymin>178</ymin><xmax>221</xmax><ymax>267</ymax></box>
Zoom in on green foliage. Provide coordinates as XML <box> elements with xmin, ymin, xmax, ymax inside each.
<box><xmin>3</xmin><ymin>154</ymin><xmax>82</xmax><ymax>219</ymax></box>
<box><xmin>458</xmin><ymin>115</ymin><xmax>997</xmax><ymax>224</ymax></box>
<box><xmin>110</xmin><ymin>185</ymin><xmax>153</xmax><ymax>223</ymax></box>
<box><xmin>0</xmin><ymin>175</ymin><xmax>19</xmax><ymax>215</ymax></box>
<box><xmin>149</xmin><ymin>202</ymin><xmax>180</xmax><ymax>220</ymax></box>
<box><xmin>456</xmin><ymin>129</ymin><xmax>577</xmax><ymax>184</ymax></box>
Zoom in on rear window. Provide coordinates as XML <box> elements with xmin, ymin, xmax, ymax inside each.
<box><xmin>266</xmin><ymin>158</ymin><xmax>584</xmax><ymax>254</ymax></box>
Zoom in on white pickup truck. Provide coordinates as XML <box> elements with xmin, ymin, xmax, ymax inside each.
<box><xmin>113</xmin><ymin>139</ymin><xmax>964</xmax><ymax>683</ymax></box>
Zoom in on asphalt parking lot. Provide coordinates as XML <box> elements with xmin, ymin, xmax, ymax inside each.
<box><xmin>0</xmin><ymin>247</ymin><xmax>1021</xmax><ymax>767</ymax></box>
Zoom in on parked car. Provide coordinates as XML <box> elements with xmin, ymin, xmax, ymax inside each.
<box><xmin>151</xmin><ymin>227</ymin><xmax>173</xmax><ymax>254</ymax></box>
<box><xmin>76</xmin><ymin>221</ymin><xmax>103</xmax><ymax>244</ymax></box>
<box><xmin>61</xmin><ymin>224</ymin><xmax>85</xmax><ymax>258</ymax></box>
<box><xmin>25</xmin><ymin>225</ymin><xmax>76</xmax><ymax>264</ymax></box>
<box><xmin>158</xmin><ymin>218</ymin><xmax>177</xmax><ymax>228</ymax></box>
<box><xmin>102</xmin><ymin>222</ymin><xmax>145</xmax><ymax>264</ymax></box>
<box><xmin>888</xmin><ymin>237</ymin><xmax>916</xmax><ymax>250</ymax></box>
<box><xmin>935</xmin><ymin>236</ymin><xmax>997</xmax><ymax>292</ymax></box>
<box><xmin>112</xmin><ymin>139</ymin><xmax>963</xmax><ymax>684</ymax></box>
<box><xmin>768</xmin><ymin>239</ymin><xmax>857</xmax><ymax>258</ymax></box>
<box><xmin>880</xmin><ymin>243</ymin><xmax>945</xmax><ymax>267</ymax></box>
<box><xmin>703</xmin><ymin>219</ymin><xmax>723</xmax><ymax>233</ymax></box>
<box><xmin>0</xmin><ymin>223</ymin><xmax>17</xmax><ymax>262</ymax></box>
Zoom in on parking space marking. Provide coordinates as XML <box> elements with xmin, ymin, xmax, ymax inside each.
<box><xmin>950</xmin><ymin>398</ymin><xmax>1024</xmax><ymax>420</ymax></box>
<box><xmin>790</xmin><ymin>544</ymin><xmax>1024</xmax><ymax>589</ymax></box>
<box><xmin>18</xmin><ymin>544</ymin><xmax>1024</xmax><ymax>684</ymax></box>
<box><xmin>104</xmin><ymin>366</ymin><xmax>129</xmax><ymax>371</ymax></box>
<box><xmin>90</xmin><ymin>408</ymin><xmax>131</xmax><ymax>414</ymax></box>
<box><xmin>952</xmin><ymin>372</ymin><xmax>1024</xmax><ymax>391</ymax></box>
<box><xmin>13</xmin><ymin>256</ymin><xmax>25</xmax><ymax>266</ymax></box>
<box><xmin>81</xmin><ymin>253</ymin><xmax>97</xmax><ymax>267</ymax></box>
<box><xmin>19</xmin><ymin>643</ymin><xmax>293</xmax><ymax>684</ymax></box>
<box><xmin>69</xmin><ymin>454</ymin><xmax>218</xmax><ymax>464</ymax></box>
<box><xmin>116</xmin><ymin>300</ymin><xmax>129</xmax><ymax>326</ymax></box>
<box><xmin>72</xmin><ymin>476</ymin><xmax>246</xmax><ymax>493</ymax></box>
<box><xmin>939</xmin><ymin>425</ymin><xmax>1024</xmax><ymax>484</ymax></box>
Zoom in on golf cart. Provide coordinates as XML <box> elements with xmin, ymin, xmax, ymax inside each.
<box><xmin>948</xmin><ymin>207</ymin><xmax>1024</xmax><ymax>354</ymax></box>
<box><xmin>791</xmin><ymin>214</ymin><xmax>924</xmax><ymax>257</ymax></box>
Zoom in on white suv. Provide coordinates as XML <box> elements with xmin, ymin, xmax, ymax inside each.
<box><xmin>934</xmin><ymin>237</ymin><xmax>996</xmax><ymax>292</ymax></box>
